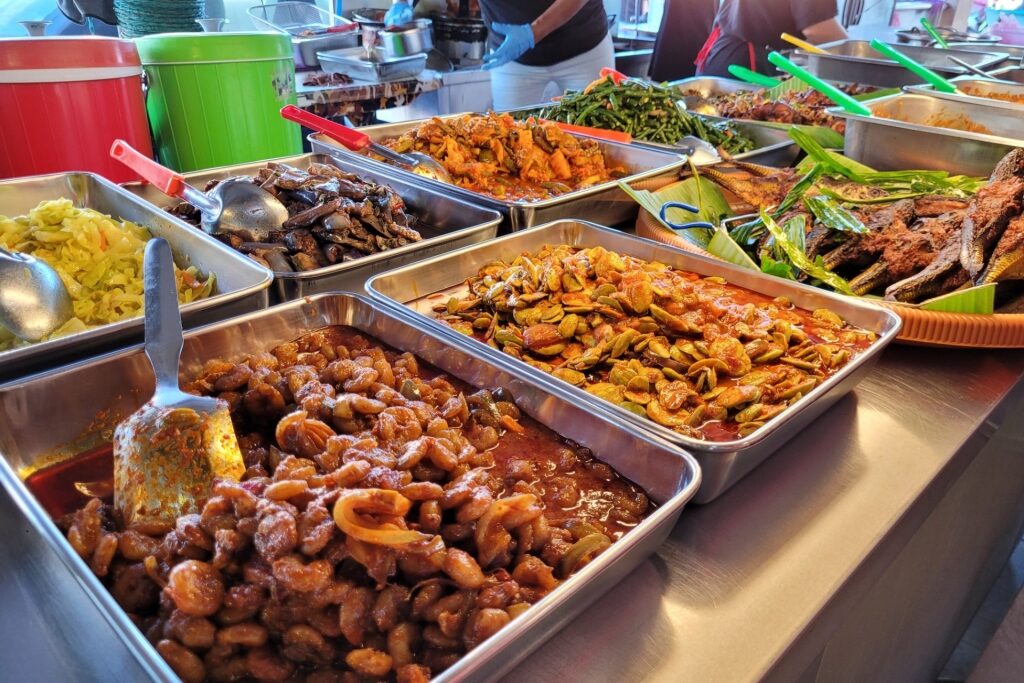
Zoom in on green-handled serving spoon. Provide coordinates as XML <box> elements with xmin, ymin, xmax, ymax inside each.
<box><xmin>727</xmin><ymin>64</ymin><xmax>782</xmax><ymax>88</ymax></box>
<box><xmin>869</xmin><ymin>39</ymin><xmax>960</xmax><ymax>93</ymax></box>
<box><xmin>765</xmin><ymin>51</ymin><xmax>872</xmax><ymax>115</ymax></box>
<box><xmin>920</xmin><ymin>17</ymin><xmax>950</xmax><ymax>49</ymax></box>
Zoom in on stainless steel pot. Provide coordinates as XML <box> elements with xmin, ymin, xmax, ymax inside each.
<box><xmin>433</xmin><ymin>14</ymin><xmax>487</xmax><ymax>64</ymax></box>
<box><xmin>378</xmin><ymin>18</ymin><xmax>433</xmax><ymax>57</ymax></box>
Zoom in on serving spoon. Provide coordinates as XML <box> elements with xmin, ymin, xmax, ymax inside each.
<box><xmin>280</xmin><ymin>105</ymin><xmax>454</xmax><ymax>184</ymax></box>
<box><xmin>0</xmin><ymin>248</ymin><xmax>73</xmax><ymax>341</ymax></box>
<box><xmin>113</xmin><ymin>237</ymin><xmax>244</xmax><ymax>529</ymax></box>
<box><xmin>110</xmin><ymin>139</ymin><xmax>289</xmax><ymax>242</ymax></box>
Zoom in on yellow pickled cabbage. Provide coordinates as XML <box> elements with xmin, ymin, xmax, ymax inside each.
<box><xmin>0</xmin><ymin>199</ymin><xmax>215</xmax><ymax>350</ymax></box>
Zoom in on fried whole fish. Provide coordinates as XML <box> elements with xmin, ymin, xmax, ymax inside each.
<box><xmin>960</xmin><ymin>150</ymin><xmax>1024</xmax><ymax>278</ymax></box>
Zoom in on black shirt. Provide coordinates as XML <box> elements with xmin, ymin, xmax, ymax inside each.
<box><xmin>480</xmin><ymin>0</ymin><xmax>609</xmax><ymax>67</ymax></box>
<box><xmin>699</xmin><ymin>0</ymin><xmax>837</xmax><ymax>76</ymax></box>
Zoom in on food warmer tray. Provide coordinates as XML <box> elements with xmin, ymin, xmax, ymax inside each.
<box><xmin>317</xmin><ymin>47</ymin><xmax>427</xmax><ymax>82</ymax></box>
<box><xmin>670</xmin><ymin>75</ymin><xmax>759</xmax><ymax>106</ymax></box>
<box><xmin>122</xmin><ymin>153</ymin><xmax>502</xmax><ymax>302</ymax></box>
<box><xmin>832</xmin><ymin>92</ymin><xmax>1024</xmax><ymax>176</ymax></box>
<box><xmin>799</xmin><ymin>40</ymin><xmax>1008</xmax><ymax>88</ymax></box>
<box><xmin>366</xmin><ymin>219</ymin><xmax>902</xmax><ymax>502</ymax></box>
<box><xmin>947</xmin><ymin>41</ymin><xmax>1024</xmax><ymax>63</ymax></box>
<box><xmin>308</xmin><ymin>113</ymin><xmax>686</xmax><ymax>231</ymax></box>
<box><xmin>905</xmin><ymin>76</ymin><xmax>1024</xmax><ymax>111</ymax></box>
<box><xmin>986</xmin><ymin>65</ymin><xmax>1024</xmax><ymax>83</ymax></box>
<box><xmin>247</xmin><ymin>2</ymin><xmax>358</xmax><ymax>69</ymax></box>
<box><xmin>0</xmin><ymin>173</ymin><xmax>272</xmax><ymax>381</ymax></box>
<box><xmin>0</xmin><ymin>293</ymin><xmax>700</xmax><ymax>683</ymax></box>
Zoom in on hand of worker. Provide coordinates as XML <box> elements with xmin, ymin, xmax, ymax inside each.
<box><xmin>482</xmin><ymin>22</ymin><xmax>536</xmax><ymax>70</ymax></box>
<box><xmin>384</xmin><ymin>1</ymin><xmax>414</xmax><ymax>27</ymax></box>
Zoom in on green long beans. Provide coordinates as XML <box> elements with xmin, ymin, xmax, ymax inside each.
<box><xmin>530</xmin><ymin>77</ymin><xmax>756</xmax><ymax>154</ymax></box>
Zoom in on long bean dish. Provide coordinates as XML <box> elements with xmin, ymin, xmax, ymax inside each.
<box><xmin>51</xmin><ymin>326</ymin><xmax>650</xmax><ymax>682</ymax></box>
<box><xmin>430</xmin><ymin>245</ymin><xmax>877</xmax><ymax>441</ymax></box>
<box><xmin>378</xmin><ymin>113</ymin><xmax>627</xmax><ymax>201</ymax></box>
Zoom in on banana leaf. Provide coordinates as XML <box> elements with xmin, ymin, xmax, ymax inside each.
<box><xmin>805</xmin><ymin>195</ymin><xmax>867</xmax><ymax>233</ymax></box>
<box><xmin>761</xmin><ymin>210</ymin><xmax>853</xmax><ymax>295</ymax></box>
<box><xmin>708</xmin><ymin>227</ymin><xmax>760</xmax><ymax>271</ymax></box>
<box><xmin>918</xmin><ymin>283</ymin><xmax>996</xmax><ymax>314</ymax></box>
<box><xmin>618</xmin><ymin>178</ymin><xmax>731</xmax><ymax>249</ymax></box>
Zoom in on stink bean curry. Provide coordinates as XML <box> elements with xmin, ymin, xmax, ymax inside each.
<box><xmin>378</xmin><ymin>113</ymin><xmax>627</xmax><ymax>202</ymax></box>
<box><xmin>41</xmin><ymin>326</ymin><xmax>650</xmax><ymax>682</ymax></box>
<box><xmin>432</xmin><ymin>245</ymin><xmax>877</xmax><ymax>441</ymax></box>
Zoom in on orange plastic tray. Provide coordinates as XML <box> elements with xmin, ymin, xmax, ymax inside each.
<box><xmin>635</xmin><ymin>207</ymin><xmax>1024</xmax><ymax>348</ymax></box>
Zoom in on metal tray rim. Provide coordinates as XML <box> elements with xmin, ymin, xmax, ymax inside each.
<box><xmin>903</xmin><ymin>77</ymin><xmax>1024</xmax><ymax>113</ymax></box>
<box><xmin>0</xmin><ymin>292</ymin><xmax>701</xmax><ymax>683</ymax></box>
<box><xmin>366</xmin><ymin>219</ymin><xmax>903</xmax><ymax>455</ymax></box>
<box><xmin>805</xmin><ymin>39</ymin><xmax>1009</xmax><ymax>71</ymax></box>
<box><xmin>307</xmin><ymin>112</ymin><xmax>686</xmax><ymax>210</ymax></box>
<box><xmin>828</xmin><ymin>92</ymin><xmax>1024</xmax><ymax>147</ymax></box>
<box><xmin>119</xmin><ymin>153</ymin><xmax>504</xmax><ymax>284</ymax></box>
<box><xmin>0</xmin><ymin>171</ymin><xmax>273</xmax><ymax>372</ymax></box>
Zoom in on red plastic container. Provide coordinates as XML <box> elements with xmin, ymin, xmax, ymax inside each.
<box><xmin>0</xmin><ymin>37</ymin><xmax>154</xmax><ymax>182</ymax></box>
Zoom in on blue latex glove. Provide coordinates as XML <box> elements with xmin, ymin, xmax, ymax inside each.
<box><xmin>384</xmin><ymin>1</ymin><xmax>413</xmax><ymax>27</ymax></box>
<box><xmin>483</xmin><ymin>22</ymin><xmax>535</xmax><ymax>70</ymax></box>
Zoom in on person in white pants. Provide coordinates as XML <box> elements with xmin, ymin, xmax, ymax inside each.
<box><xmin>477</xmin><ymin>0</ymin><xmax>614</xmax><ymax>110</ymax></box>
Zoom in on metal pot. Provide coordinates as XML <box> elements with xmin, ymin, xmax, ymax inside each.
<box><xmin>433</xmin><ymin>15</ymin><xmax>488</xmax><ymax>64</ymax></box>
<box><xmin>378</xmin><ymin>18</ymin><xmax>433</xmax><ymax>57</ymax></box>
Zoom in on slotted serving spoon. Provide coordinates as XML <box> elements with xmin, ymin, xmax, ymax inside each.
<box><xmin>0</xmin><ymin>248</ymin><xmax>73</xmax><ymax>342</ymax></box>
<box><xmin>766</xmin><ymin>51</ymin><xmax>873</xmax><ymax>115</ymax></box>
<box><xmin>110</xmin><ymin>139</ymin><xmax>289</xmax><ymax>242</ymax></box>
<box><xmin>869</xmin><ymin>40</ymin><xmax>960</xmax><ymax>94</ymax></box>
<box><xmin>113</xmin><ymin>237</ymin><xmax>244</xmax><ymax>529</ymax></box>
<box><xmin>280</xmin><ymin>105</ymin><xmax>454</xmax><ymax>183</ymax></box>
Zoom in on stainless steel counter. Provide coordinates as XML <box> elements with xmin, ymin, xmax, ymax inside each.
<box><xmin>2</xmin><ymin>344</ymin><xmax>1024</xmax><ymax>682</ymax></box>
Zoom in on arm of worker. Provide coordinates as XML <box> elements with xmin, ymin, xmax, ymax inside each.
<box><xmin>483</xmin><ymin>0</ymin><xmax>590</xmax><ymax>69</ymax></box>
<box><xmin>801</xmin><ymin>17</ymin><xmax>848</xmax><ymax>45</ymax></box>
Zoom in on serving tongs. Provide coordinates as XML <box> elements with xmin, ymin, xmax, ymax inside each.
<box><xmin>280</xmin><ymin>105</ymin><xmax>454</xmax><ymax>183</ymax></box>
<box><xmin>113</xmin><ymin>238</ymin><xmax>244</xmax><ymax>530</ymax></box>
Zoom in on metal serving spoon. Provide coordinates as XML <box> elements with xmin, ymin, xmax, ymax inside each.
<box><xmin>280</xmin><ymin>105</ymin><xmax>454</xmax><ymax>184</ymax></box>
<box><xmin>113</xmin><ymin>238</ymin><xmax>244</xmax><ymax>528</ymax></box>
<box><xmin>0</xmin><ymin>248</ymin><xmax>73</xmax><ymax>341</ymax></box>
<box><xmin>679</xmin><ymin>135</ymin><xmax>721</xmax><ymax>165</ymax></box>
<box><xmin>110</xmin><ymin>139</ymin><xmax>289</xmax><ymax>242</ymax></box>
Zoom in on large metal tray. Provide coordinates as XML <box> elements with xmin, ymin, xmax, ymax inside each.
<box><xmin>801</xmin><ymin>40</ymin><xmax>1009</xmax><ymax>88</ymax></box>
<box><xmin>0</xmin><ymin>293</ymin><xmax>700</xmax><ymax>683</ymax></box>
<box><xmin>0</xmin><ymin>172</ymin><xmax>272</xmax><ymax>381</ymax></box>
<box><xmin>670</xmin><ymin>75</ymin><xmax>759</xmax><ymax>105</ymax></box>
<box><xmin>309</xmin><ymin>113</ymin><xmax>686</xmax><ymax>231</ymax></box>
<box><xmin>122</xmin><ymin>153</ymin><xmax>502</xmax><ymax>301</ymax></box>
<box><xmin>367</xmin><ymin>219</ymin><xmax>902</xmax><ymax>502</ymax></box>
<box><xmin>947</xmin><ymin>41</ymin><xmax>1024</xmax><ymax>63</ymax></box>
<box><xmin>247</xmin><ymin>2</ymin><xmax>358</xmax><ymax>69</ymax></box>
<box><xmin>905</xmin><ymin>76</ymin><xmax>1024</xmax><ymax>111</ymax></box>
<box><xmin>987</xmin><ymin>65</ymin><xmax>1024</xmax><ymax>83</ymax></box>
<box><xmin>317</xmin><ymin>46</ymin><xmax>427</xmax><ymax>82</ymax></box>
<box><xmin>833</xmin><ymin>92</ymin><xmax>1024</xmax><ymax>176</ymax></box>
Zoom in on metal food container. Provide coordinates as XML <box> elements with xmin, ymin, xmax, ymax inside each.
<box><xmin>987</xmin><ymin>65</ymin><xmax>1024</xmax><ymax>83</ymax></box>
<box><xmin>367</xmin><ymin>219</ymin><xmax>902</xmax><ymax>502</ymax></box>
<box><xmin>309</xmin><ymin>114</ymin><xmax>686</xmax><ymax>231</ymax></box>
<box><xmin>834</xmin><ymin>92</ymin><xmax>1024</xmax><ymax>176</ymax></box>
<box><xmin>247</xmin><ymin>2</ymin><xmax>358</xmax><ymax>69</ymax></box>
<box><xmin>317</xmin><ymin>46</ymin><xmax>427</xmax><ymax>81</ymax></box>
<box><xmin>670</xmin><ymin>75</ymin><xmax>759</xmax><ymax>105</ymax></box>
<box><xmin>122</xmin><ymin>153</ymin><xmax>502</xmax><ymax>302</ymax></box>
<box><xmin>948</xmin><ymin>41</ymin><xmax>1024</xmax><ymax>63</ymax></box>
<box><xmin>632</xmin><ymin>117</ymin><xmax>799</xmax><ymax>167</ymax></box>
<box><xmin>905</xmin><ymin>77</ymin><xmax>1024</xmax><ymax>111</ymax></box>
<box><xmin>801</xmin><ymin>40</ymin><xmax>1008</xmax><ymax>88</ymax></box>
<box><xmin>0</xmin><ymin>172</ymin><xmax>272</xmax><ymax>381</ymax></box>
<box><xmin>0</xmin><ymin>293</ymin><xmax>700</xmax><ymax>682</ymax></box>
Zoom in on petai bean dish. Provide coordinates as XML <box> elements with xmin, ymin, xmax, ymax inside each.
<box><xmin>50</xmin><ymin>326</ymin><xmax>650</xmax><ymax>682</ymax></box>
<box><xmin>431</xmin><ymin>245</ymin><xmax>877</xmax><ymax>441</ymax></box>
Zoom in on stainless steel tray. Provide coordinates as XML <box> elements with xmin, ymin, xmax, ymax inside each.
<box><xmin>670</xmin><ymin>75</ymin><xmax>759</xmax><ymax>105</ymax></box>
<box><xmin>0</xmin><ymin>172</ymin><xmax>272</xmax><ymax>381</ymax></box>
<box><xmin>0</xmin><ymin>293</ymin><xmax>700</xmax><ymax>683</ymax></box>
<box><xmin>905</xmin><ymin>76</ymin><xmax>1024</xmax><ymax>111</ymax></box>
<box><xmin>987</xmin><ymin>65</ymin><xmax>1024</xmax><ymax>83</ymax></box>
<box><xmin>122</xmin><ymin>153</ymin><xmax>502</xmax><ymax>301</ymax></box>
<box><xmin>309</xmin><ymin>113</ymin><xmax>686</xmax><ymax>231</ymax></box>
<box><xmin>317</xmin><ymin>46</ymin><xmax>427</xmax><ymax>81</ymax></box>
<box><xmin>948</xmin><ymin>41</ymin><xmax>1024</xmax><ymax>63</ymax></box>
<box><xmin>367</xmin><ymin>219</ymin><xmax>902</xmax><ymax>502</ymax></box>
<box><xmin>247</xmin><ymin>2</ymin><xmax>358</xmax><ymax>69</ymax></box>
<box><xmin>833</xmin><ymin>92</ymin><xmax>1024</xmax><ymax>176</ymax></box>
<box><xmin>802</xmin><ymin>40</ymin><xmax>1009</xmax><ymax>88</ymax></box>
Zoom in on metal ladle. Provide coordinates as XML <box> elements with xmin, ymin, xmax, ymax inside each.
<box><xmin>280</xmin><ymin>105</ymin><xmax>454</xmax><ymax>184</ymax></box>
<box><xmin>110</xmin><ymin>140</ymin><xmax>289</xmax><ymax>242</ymax></box>
<box><xmin>113</xmin><ymin>238</ymin><xmax>244</xmax><ymax>528</ymax></box>
<box><xmin>0</xmin><ymin>248</ymin><xmax>73</xmax><ymax>342</ymax></box>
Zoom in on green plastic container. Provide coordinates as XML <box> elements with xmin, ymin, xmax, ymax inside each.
<box><xmin>136</xmin><ymin>32</ymin><xmax>302</xmax><ymax>172</ymax></box>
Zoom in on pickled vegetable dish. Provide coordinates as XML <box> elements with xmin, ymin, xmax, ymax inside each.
<box><xmin>55</xmin><ymin>325</ymin><xmax>650</xmax><ymax>682</ymax></box>
<box><xmin>431</xmin><ymin>245</ymin><xmax>877</xmax><ymax>441</ymax></box>
<box><xmin>378</xmin><ymin>113</ymin><xmax>627</xmax><ymax>201</ymax></box>
<box><xmin>0</xmin><ymin>199</ymin><xmax>215</xmax><ymax>349</ymax></box>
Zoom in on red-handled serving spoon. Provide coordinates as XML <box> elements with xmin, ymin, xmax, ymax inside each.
<box><xmin>110</xmin><ymin>139</ymin><xmax>288</xmax><ymax>242</ymax></box>
<box><xmin>280</xmin><ymin>105</ymin><xmax>454</xmax><ymax>183</ymax></box>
